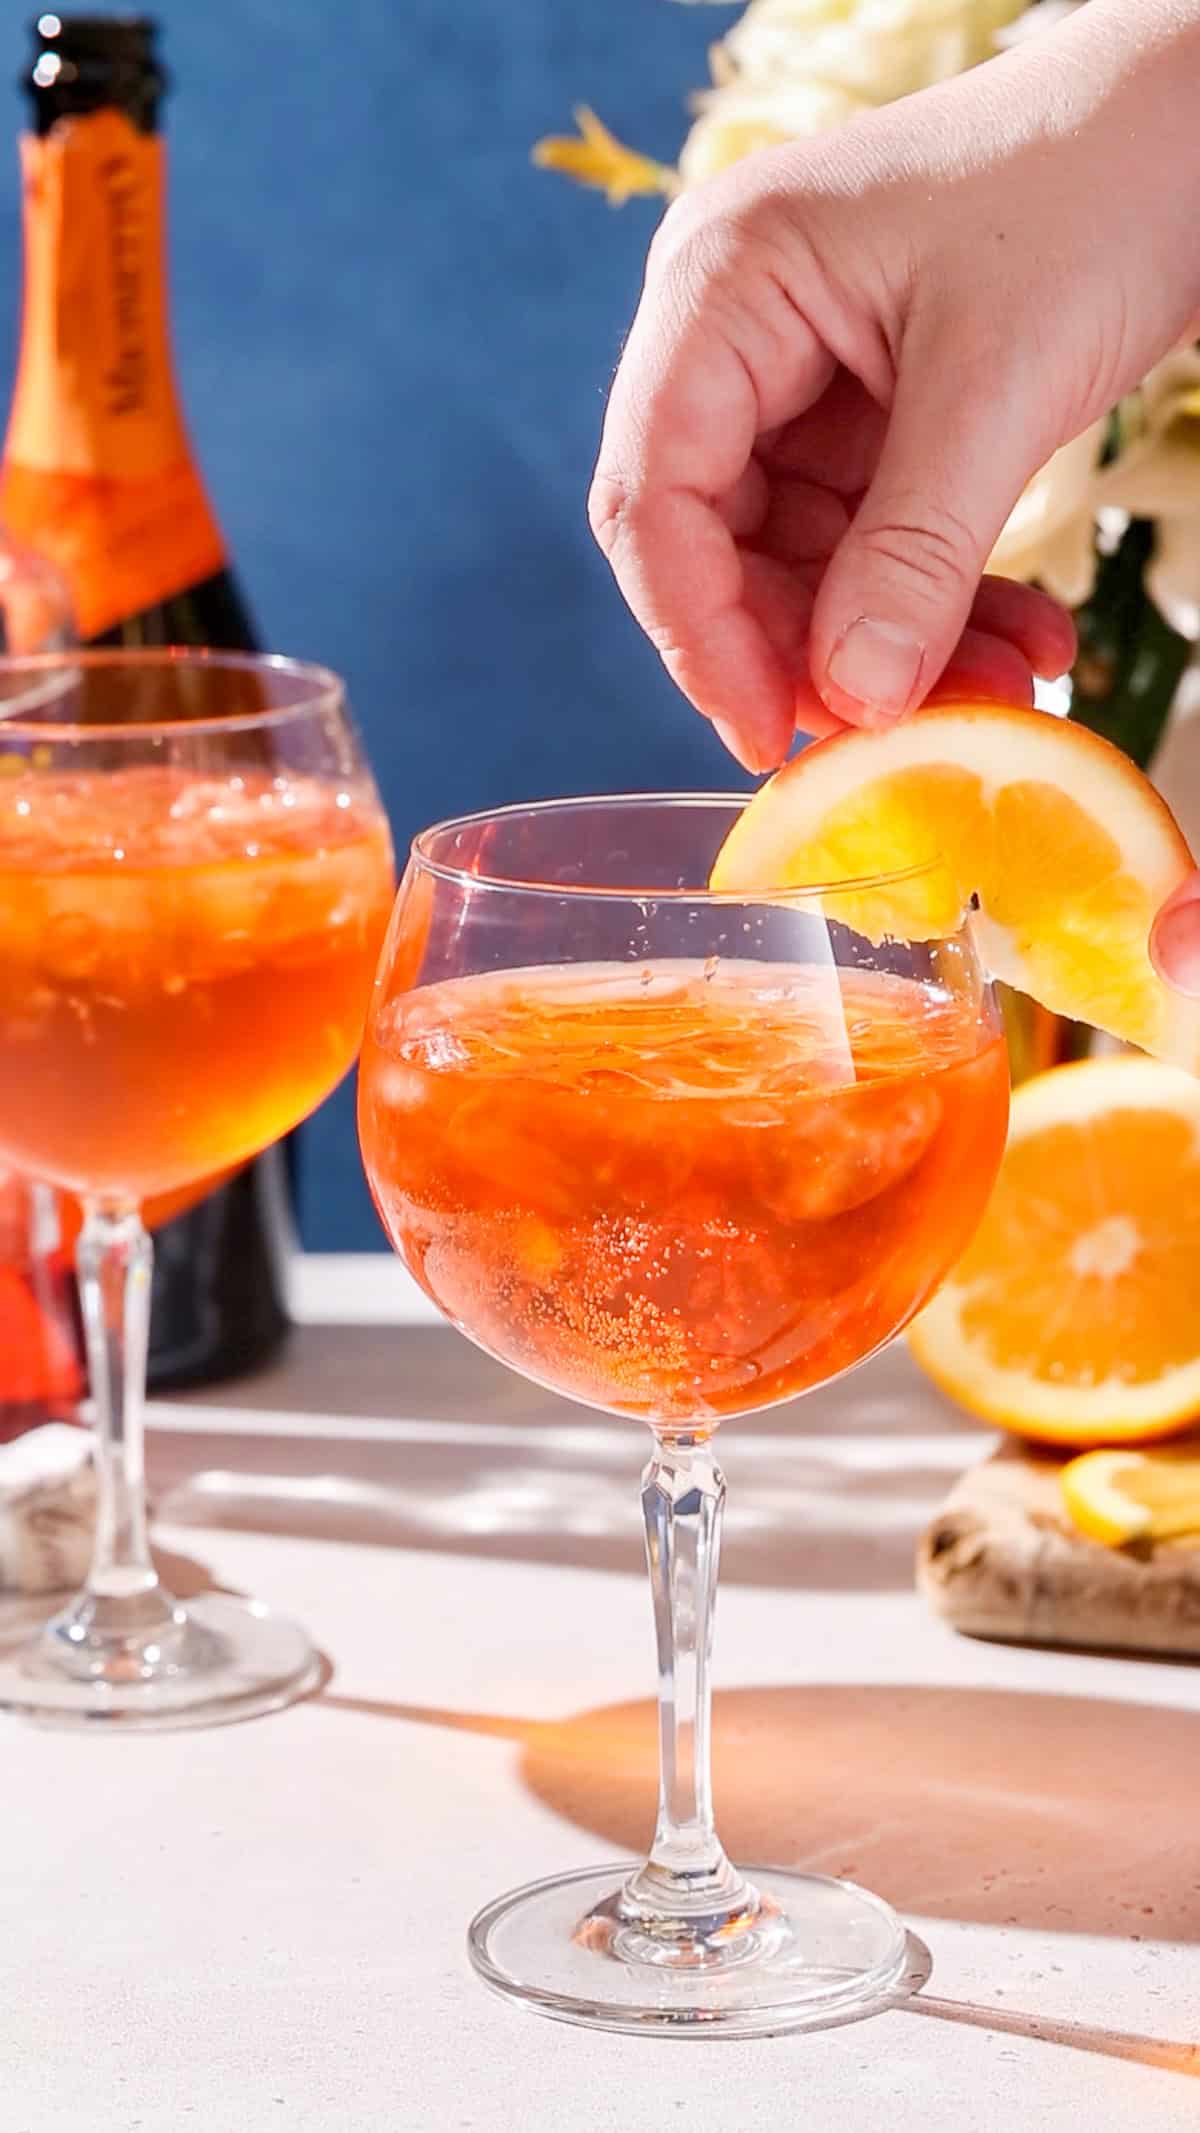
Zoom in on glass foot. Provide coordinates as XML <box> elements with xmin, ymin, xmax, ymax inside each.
<box><xmin>469</xmin><ymin>1863</ymin><xmax>909</xmax><ymax>2036</ymax></box>
<box><xmin>0</xmin><ymin>1590</ymin><xmax>320</xmax><ymax>1731</ymax></box>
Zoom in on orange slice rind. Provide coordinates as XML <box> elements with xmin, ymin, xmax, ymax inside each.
<box><xmin>1061</xmin><ymin>1446</ymin><xmax>1200</xmax><ymax>1548</ymax></box>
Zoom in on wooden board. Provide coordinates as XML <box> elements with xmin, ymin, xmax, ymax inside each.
<box><xmin>918</xmin><ymin>1439</ymin><xmax>1200</xmax><ymax>1656</ymax></box>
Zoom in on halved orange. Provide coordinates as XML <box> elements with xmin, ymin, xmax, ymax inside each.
<box><xmin>908</xmin><ymin>1058</ymin><xmax>1200</xmax><ymax>1447</ymax></box>
<box><xmin>710</xmin><ymin>703</ymin><xmax>1200</xmax><ymax>1067</ymax></box>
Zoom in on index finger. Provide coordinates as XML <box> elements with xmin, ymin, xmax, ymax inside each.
<box><xmin>590</xmin><ymin>229</ymin><xmax>834</xmax><ymax>772</ymax></box>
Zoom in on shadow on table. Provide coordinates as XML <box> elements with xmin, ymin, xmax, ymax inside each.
<box><xmin>325</xmin><ymin>1677</ymin><xmax>1200</xmax><ymax>1945</ymax></box>
<box><xmin>0</xmin><ymin>1544</ymin><xmax>224</xmax><ymax>1648</ymax></box>
<box><xmin>319</xmin><ymin>1677</ymin><xmax>1200</xmax><ymax>2070</ymax></box>
<box><xmin>151</xmin><ymin>1422</ymin><xmax>952</xmax><ymax>1593</ymax></box>
<box><xmin>167</xmin><ymin>1322</ymin><xmax>971</xmax><ymax>1441</ymax></box>
<box><xmin>152</xmin><ymin>1328</ymin><xmax>978</xmax><ymax>1593</ymax></box>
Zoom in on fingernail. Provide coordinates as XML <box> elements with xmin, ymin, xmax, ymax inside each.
<box><xmin>712</xmin><ymin>718</ymin><xmax>777</xmax><ymax>776</ymax></box>
<box><xmin>1152</xmin><ymin>902</ymin><xmax>1200</xmax><ymax>996</ymax></box>
<box><xmin>826</xmin><ymin>617</ymin><xmax>925</xmax><ymax>725</ymax></box>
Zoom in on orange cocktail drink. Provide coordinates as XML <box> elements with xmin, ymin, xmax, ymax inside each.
<box><xmin>0</xmin><ymin>766</ymin><xmax>392</xmax><ymax>1201</ymax></box>
<box><xmin>361</xmin><ymin>959</ymin><xmax>1007</xmax><ymax>1422</ymax></box>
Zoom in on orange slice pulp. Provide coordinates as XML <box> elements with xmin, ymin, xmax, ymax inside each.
<box><xmin>909</xmin><ymin>1057</ymin><xmax>1200</xmax><ymax>1446</ymax></box>
<box><xmin>710</xmin><ymin>702</ymin><xmax>1199</xmax><ymax>1068</ymax></box>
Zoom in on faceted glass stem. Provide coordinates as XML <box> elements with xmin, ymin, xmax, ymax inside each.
<box><xmin>7</xmin><ymin>1196</ymin><xmax>318</xmax><ymax>1723</ymax></box>
<box><xmin>616</xmin><ymin>1430</ymin><xmax>761</xmax><ymax>1955</ymax></box>
<box><xmin>477</xmin><ymin>1419</ymin><xmax>908</xmax><ymax>2020</ymax></box>
<box><xmin>39</xmin><ymin>1202</ymin><xmax>188</xmax><ymax>1680</ymax></box>
<box><xmin>80</xmin><ymin>1203</ymin><xmax>157</xmax><ymax>1598</ymax></box>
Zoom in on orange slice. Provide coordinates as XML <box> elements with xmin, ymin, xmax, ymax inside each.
<box><xmin>1061</xmin><ymin>1446</ymin><xmax>1200</xmax><ymax>1548</ymax></box>
<box><xmin>908</xmin><ymin>1057</ymin><xmax>1200</xmax><ymax>1447</ymax></box>
<box><xmin>709</xmin><ymin>703</ymin><xmax>1199</xmax><ymax>1067</ymax></box>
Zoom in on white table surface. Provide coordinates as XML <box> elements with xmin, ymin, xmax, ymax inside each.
<box><xmin>8</xmin><ymin>1255</ymin><xmax>1198</xmax><ymax>2132</ymax></box>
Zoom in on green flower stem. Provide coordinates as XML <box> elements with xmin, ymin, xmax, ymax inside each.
<box><xmin>1068</xmin><ymin>517</ymin><xmax>1191</xmax><ymax>772</ymax></box>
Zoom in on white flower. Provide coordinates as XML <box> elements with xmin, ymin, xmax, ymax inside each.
<box><xmin>994</xmin><ymin>2</ymin><xmax>1086</xmax><ymax>49</ymax></box>
<box><xmin>989</xmin><ymin>424</ymin><xmax>1107</xmax><ymax>609</ymax></box>
<box><xmin>717</xmin><ymin>0</ymin><xmax>1029</xmax><ymax>105</ymax></box>
<box><xmin>987</xmin><ymin>350</ymin><xmax>1200</xmax><ymax>637</ymax></box>
<box><xmin>678</xmin><ymin>1</ymin><xmax>1032</xmax><ymax>185</ymax></box>
<box><xmin>1099</xmin><ymin>349</ymin><xmax>1200</xmax><ymax>638</ymax></box>
<box><xmin>679</xmin><ymin>79</ymin><xmax>866</xmax><ymax>184</ymax></box>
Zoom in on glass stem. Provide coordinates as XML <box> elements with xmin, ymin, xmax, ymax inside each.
<box><xmin>78</xmin><ymin>1201</ymin><xmax>164</xmax><ymax>1608</ymax></box>
<box><xmin>621</xmin><ymin>1429</ymin><xmax>755</xmax><ymax>1935</ymax></box>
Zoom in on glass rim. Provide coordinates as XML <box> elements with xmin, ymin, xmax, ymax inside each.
<box><xmin>0</xmin><ymin>648</ymin><xmax>345</xmax><ymax>741</ymax></box>
<box><xmin>410</xmin><ymin>791</ymin><xmax>947</xmax><ymax>904</ymax></box>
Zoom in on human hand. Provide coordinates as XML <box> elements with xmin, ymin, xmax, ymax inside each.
<box><xmin>589</xmin><ymin>0</ymin><xmax>1200</xmax><ymax>771</ymax></box>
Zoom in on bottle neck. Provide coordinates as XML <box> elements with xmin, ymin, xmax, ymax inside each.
<box><xmin>0</xmin><ymin>106</ymin><xmax>227</xmax><ymax>642</ymax></box>
<box><xmin>5</xmin><ymin>109</ymin><xmax>188</xmax><ymax>481</ymax></box>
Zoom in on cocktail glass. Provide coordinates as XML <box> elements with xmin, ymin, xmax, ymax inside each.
<box><xmin>359</xmin><ymin>793</ymin><xmax>1009</xmax><ymax>2036</ymax></box>
<box><xmin>0</xmin><ymin>650</ymin><xmax>394</xmax><ymax>1728</ymax></box>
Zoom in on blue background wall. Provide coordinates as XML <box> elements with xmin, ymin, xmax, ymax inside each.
<box><xmin>0</xmin><ymin>0</ymin><xmax>746</xmax><ymax>1247</ymax></box>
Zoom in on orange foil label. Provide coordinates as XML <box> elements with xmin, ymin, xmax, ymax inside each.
<box><xmin>1</xmin><ymin>111</ymin><xmax>226</xmax><ymax>638</ymax></box>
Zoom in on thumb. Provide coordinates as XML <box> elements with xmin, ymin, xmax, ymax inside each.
<box><xmin>1151</xmin><ymin>875</ymin><xmax>1200</xmax><ymax>996</ymax></box>
<box><xmin>809</xmin><ymin>347</ymin><xmax>1045</xmax><ymax>727</ymax></box>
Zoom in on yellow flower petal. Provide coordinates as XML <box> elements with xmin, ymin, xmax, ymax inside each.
<box><xmin>532</xmin><ymin>108</ymin><xmax>678</xmax><ymax>206</ymax></box>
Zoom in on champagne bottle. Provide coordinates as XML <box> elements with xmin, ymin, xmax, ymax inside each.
<box><xmin>1</xmin><ymin>13</ymin><xmax>291</xmax><ymax>1387</ymax></box>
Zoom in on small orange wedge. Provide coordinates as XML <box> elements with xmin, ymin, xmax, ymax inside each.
<box><xmin>1061</xmin><ymin>1446</ymin><xmax>1200</xmax><ymax>1547</ymax></box>
<box><xmin>909</xmin><ymin>1058</ymin><xmax>1200</xmax><ymax>1447</ymax></box>
<box><xmin>710</xmin><ymin>703</ymin><xmax>1200</xmax><ymax>1067</ymax></box>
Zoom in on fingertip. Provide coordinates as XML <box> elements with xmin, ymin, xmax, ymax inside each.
<box><xmin>1044</xmin><ymin>608</ymin><xmax>1078</xmax><ymax>677</ymax></box>
<box><xmin>710</xmin><ymin>716</ymin><xmax>788</xmax><ymax>777</ymax></box>
<box><xmin>929</xmin><ymin>629</ymin><xmax>1036</xmax><ymax>709</ymax></box>
<box><xmin>1151</xmin><ymin>881</ymin><xmax>1200</xmax><ymax>997</ymax></box>
<box><xmin>970</xmin><ymin>577</ymin><xmax>1078</xmax><ymax>678</ymax></box>
<box><xmin>711</xmin><ymin>718</ymin><xmax>760</xmax><ymax>775</ymax></box>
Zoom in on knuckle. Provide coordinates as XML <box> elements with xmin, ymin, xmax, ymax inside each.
<box><xmin>587</xmin><ymin>478</ymin><xmax>659</xmax><ymax>601</ymax></box>
<box><xmin>648</xmin><ymin>178</ymin><xmax>785</xmax><ymax>294</ymax></box>
<box><xmin>587</xmin><ymin>471</ymin><xmax>627</xmax><ymax>558</ymax></box>
<box><xmin>646</xmin><ymin>192</ymin><xmax>711</xmax><ymax>281</ymax></box>
<box><xmin>854</xmin><ymin>501</ymin><xmax>981</xmax><ymax>601</ymax></box>
<box><xmin>648</xmin><ymin>190</ymin><xmax>694</xmax><ymax>259</ymax></box>
<box><xmin>643</xmin><ymin>617</ymin><xmax>685</xmax><ymax>665</ymax></box>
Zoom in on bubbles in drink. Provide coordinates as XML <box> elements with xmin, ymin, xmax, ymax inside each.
<box><xmin>360</xmin><ymin>959</ymin><xmax>1009</xmax><ymax>1422</ymax></box>
<box><xmin>0</xmin><ymin>768</ymin><xmax>395</xmax><ymax>1200</ymax></box>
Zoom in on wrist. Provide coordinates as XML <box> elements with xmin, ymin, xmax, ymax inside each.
<box><xmin>1004</xmin><ymin>0</ymin><xmax>1200</xmax><ymax>326</ymax></box>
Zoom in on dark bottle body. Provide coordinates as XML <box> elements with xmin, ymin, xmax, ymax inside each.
<box><xmin>2</xmin><ymin>16</ymin><xmax>292</xmax><ymax>1386</ymax></box>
